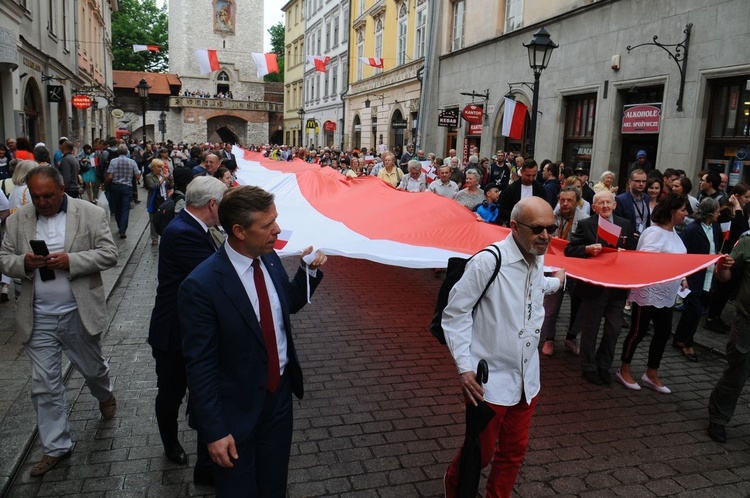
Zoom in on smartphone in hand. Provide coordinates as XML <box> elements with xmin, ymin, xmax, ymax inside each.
<box><xmin>29</xmin><ymin>240</ymin><xmax>55</xmax><ymax>281</ymax></box>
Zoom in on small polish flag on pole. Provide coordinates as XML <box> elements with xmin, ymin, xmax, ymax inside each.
<box><xmin>502</xmin><ymin>97</ymin><xmax>527</xmax><ymax>140</ymax></box>
<box><xmin>251</xmin><ymin>53</ymin><xmax>279</xmax><ymax>78</ymax></box>
<box><xmin>359</xmin><ymin>57</ymin><xmax>384</xmax><ymax>68</ymax></box>
<box><xmin>273</xmin><ymin>229</ymin><xmax>293</xmax><ymax>250</ymax></box>
<box><xmin>721</xmin><ymin>221</ymin><xmax>731</xmax><ymax>240</ymax></box>
<box><xmin>597</xmin><ymin>216</ymin><xmax>622</xmax><ymax>247</ymax></box>
<box><xmin>133</xmin><ymin>44</ymin><xmax>160</xmax><ymax>52</ymax></box>
<box><xmin>194</xmin><ymin>49</ymin><xmax>220</xmax><ymax>74</ymax></box>
<box><xmin>307</xmin><ymin>55</ymin><xmax>331</xmax><ymax>72</ymax></box>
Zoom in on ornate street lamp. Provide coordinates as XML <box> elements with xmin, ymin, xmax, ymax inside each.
<box><xmin>297</xmin><ymin>107</ymin><xmax>305</xmax><ymax>147</ymax></box>
<box><xmin>136</xmin><ymin>78</ymin><xmax>151</xmax><ymax>144</ymax></box>
<box><xmin>523</xmin><ymin>28</ymin><xmax>558</xmax><ymax>159</ymax></box>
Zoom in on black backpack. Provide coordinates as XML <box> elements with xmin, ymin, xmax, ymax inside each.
<box><xmin>430</xmin><ymin>245</ymin><xmax>502</xmax><ymax>345</ymax></box>
<box><xmin>96</xmin><ymin>149</ymin><xmax>112</xmax><ymax>182</ymax></box>
<box><xmin>154</xmin><ymin>192</ymin><xmax>185</xmax><ymax>235</ymax></box>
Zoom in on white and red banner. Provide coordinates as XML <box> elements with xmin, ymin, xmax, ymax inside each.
<box><xmin>502</xmin><ymin>97</ymin><xmax>527</xmax><ymax>139</ymax></box>
<box><xmin>307</xmin><ymin>55</ymin><xmax>331</xmax><ymax>72</ymax></box>
<box><xmin>721</xmin><ymin>221</ymin><xmax>731</xmax><ymax>241</ymax></box>
<box><xmin>359</xmin><ymin>57</ymin><xmax>384</xmax><ymax>68</ymax></box>
<box><xmin>231</xmin><ymin>149</ymin><xmax>720</xmax><ymax>289</ymax></box>
<box><xmin>194</xmin><ymin>49</ymin><xmax>220</xmax><ymax>74</ymax></box>
<box><xmin>597</xmin><ymin>216</ymin><xmax>622</xmax><ymax>247</ymax></box>
<box><xmin>133</xmin><ymin>44</ymin><xmax>160</xmax><ymax>52</ymax></box>
<box><xmin>251</xmin><ymin>52</ymin><xmax>279</xmax><ymax>78</ymax></box>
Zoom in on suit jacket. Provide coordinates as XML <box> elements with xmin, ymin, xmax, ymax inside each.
<box><xmin>497</xmin><ymin>180</ymin><xmax>547</xmax><ymax>226</ymax></box>
<box><xmin>221</xmin><ymin>150</ymin><xmax>235</xmax><ymax>161</ymax></box>
<box><xmin>149</xmin><ymin>209</ymin><xmax>218</xmax><ymax>352</ymax></box>
<box><xmin>680</xmin><ymin>220</ymin><xmax>722</xmax><ymax>292</ymax></box>
<box><xmin>179</xmin><ymin>246</ymin><xmax>322</xmax><ymax>444</ymax></box>
<box><xmin>0</xmin><ymin>196</ymin><xmax>117</xmax><ymax>342</ymax></box>
<box><xmin>614</xmin><ymin>191</ymin><xmax>651</xmax><ymax>233</ymax></box>
<box><xmin>564</xmin><ymin>214</ymin><xmax>636</xmax><ymax>298</ymax></box>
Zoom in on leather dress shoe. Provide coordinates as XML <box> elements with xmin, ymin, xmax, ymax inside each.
<box><xmin>194</xmin><ymin>465</ymin><xmax>215</xmax><ymax>486</ymax></box>
<box><xmin>708</xmin><ymin>422</ymin><xmax>727</xmax><ymax>443</ymax></box>
<box><xmin>598</xmin><ymin>368</ymin><xmax>612</xmax><ymax>385</ymax></box>
<box><xmin>582</xmin><ymin>370</ymin><xmax>604</xmax><ymax>385</ymax></box>
<box><xmin>165</xmin><ymin>442</ymin><xmax>187</xmax><ymax>465</ymax></box>
<box><xmin>682</xmin><ymin>348</ymin><xmax>699</xmax><ymax>362</ymax></box>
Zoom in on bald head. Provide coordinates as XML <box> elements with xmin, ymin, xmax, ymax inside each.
<box><xmin>510</xmin><ymin>197</ymin><xmax>556</xmax><ymax>261</ymax></box>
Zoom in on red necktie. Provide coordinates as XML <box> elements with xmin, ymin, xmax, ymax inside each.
<box><xmin>252</xmin><ymin>258</ymin><xmax>280</xmax><ymax>392</ymax></box>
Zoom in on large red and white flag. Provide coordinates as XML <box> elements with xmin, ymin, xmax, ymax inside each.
<box><xmin>307</xmin><ymin>55</ymin><xmax>331</xmax><ymax>72</ymax></box>
<box><xmin>597</xmin><ymin>216</ymin><xmax>622</xmax><ymax>247</ymax></box>
<box><xmin>359</xmin><ymin>57</ymin><xmax>384</xmax><ymax>68</ymax></box>
<box><xmin>194</xmin><ymin>49</ymin><xmax>220</xmax><ymax>74</ymax></box>
<box><xmin>229</xmin><ymin>149</ymin><xmax>720</xmax><ymax>288</ymax></box>
<box><xmin>133</xmin><ymin>44</ymin><xmax>160</xmax><ymax>53</ymax></box>
<box><xmin>502</xmin><ymin>97</ymin><xmax>527</xmax><ymax>139</ymax></box>
<box><xmin>251</xmin><ymin>53</ymin><xmax>279</xmax><ymax>78</ymax></box>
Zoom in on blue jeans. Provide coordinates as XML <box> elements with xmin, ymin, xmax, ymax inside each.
<box><xmin>109</xmin><ymin>183</ymin><xmax>133</xmax><ymax>235</ymax></box>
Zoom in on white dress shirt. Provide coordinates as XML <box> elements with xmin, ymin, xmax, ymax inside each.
<box><xmin>442</xmin><ymin>234</ymin><xmax>560</xmax><ymax>406</ymax></box>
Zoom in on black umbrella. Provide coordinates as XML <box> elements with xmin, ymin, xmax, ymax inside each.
<box><xmin>457</xmin><ymin>359</ymin><xmax>496</xmax><ymax>498</ymax></box>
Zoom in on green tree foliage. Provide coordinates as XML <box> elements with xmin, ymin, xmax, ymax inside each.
<box><xmin>112</xmin><ymin>0</ymin><xmax>169</xmax><ymax>72</ymax></box>
<box><xmin>264</xmin><ymin>21</ymin><xmax>285</xmax><ymax>83</ymax></box>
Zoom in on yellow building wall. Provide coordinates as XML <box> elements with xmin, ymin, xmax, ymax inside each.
<box><xmin>283</xmin><ymin>0</ymin><xmax>305</xmax><ymax>145</ymax></box>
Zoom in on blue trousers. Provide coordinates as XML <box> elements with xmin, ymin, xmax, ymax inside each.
<box><xmin>109</xmin><ymin>183</ymin><xmax>133</xmax><ymax>235</ymax></box>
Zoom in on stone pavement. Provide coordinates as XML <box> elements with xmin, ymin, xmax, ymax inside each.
<box><xmin>3</xmin><ymin>218</ymin><xmax>750</xmax><ymax>496</ymax></box>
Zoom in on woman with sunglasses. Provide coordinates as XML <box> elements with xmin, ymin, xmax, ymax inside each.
<box><xmin>615</xmin><ymin>193</ymin><xmax>688</xmax><ymax>393</ymax></box>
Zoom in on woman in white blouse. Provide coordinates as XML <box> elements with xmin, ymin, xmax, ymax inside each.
<box><xmin>616</xmin><ymin>193</ymin><xmax>689</xmax><ymax>393</ymax></box>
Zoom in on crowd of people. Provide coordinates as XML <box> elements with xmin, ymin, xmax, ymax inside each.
<box><xmin>2</xmin><ymin>133</ymin><xmax>750</xmax><ymax>496</ymax></box>
<box><xmin>180</xmin><ymin>89</ymin><xmax>235</xmax><ymax>99</ymax></box>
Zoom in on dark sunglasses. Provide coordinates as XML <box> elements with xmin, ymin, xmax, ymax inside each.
<box><xmin>515</xmin><ymin>221</ymin><xmax>557</xmax><ymax>235</ymax></box>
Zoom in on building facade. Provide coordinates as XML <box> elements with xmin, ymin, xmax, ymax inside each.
<box><xmin>421</xmin><ymin>0</ymin><xmax>750</xmax><ymax>186</ymax></box>
<box><xmin>282</xmin><ymin>0</ymin><xmax>305</xmax><ymax>147</ymax></box>
<box><xmin>167</xmin><ymin>0</ymin><xmax>283</xmax><ymax>145</ymax></box>
<box><xmin>344</xmin><ymin>0</ymin><xmax>430</xmax><ymax>153</ymax></box>
<box><xmin>302</xmin><ymin>0</ymin><xmax>349</xmax><ymax>149</ymax></box>
<box><xmin>0</xmin><ymin>0</ymin><xmax>116</xmax><ymax>146</ymax></box>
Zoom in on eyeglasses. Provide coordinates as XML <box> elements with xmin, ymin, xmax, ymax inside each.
<box><xmin>515</xmin><ymin>221</ymin><xmax>557</xmax><ymax>235</ymax></box>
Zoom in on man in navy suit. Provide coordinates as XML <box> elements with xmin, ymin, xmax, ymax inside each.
<box><xmin>148</xmin><ymin>176</ymin><xmax>227</xmax><ymax>480</ymax></box>
<box><xmin>615</xmin><ymin>168</ymin><xmax>650</xmax><ymax>240</ymax></box>
<box><xmin>179</xmin><ymin>186</ymin><xmax>326</xmax><ymax>497</ymax></box>
<box><xmin>497</xmin><ymin>159</ymin><xmax>547</xmax><ymax>226</ymax></box>
<box><xmin>565</xmin><ymin>191</ymin><xmax>636</xmax><ymax>385</ymax></box>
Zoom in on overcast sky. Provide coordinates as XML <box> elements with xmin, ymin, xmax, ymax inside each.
<box><xmin>155</xmin><ymin>0</ymin><xmax>284</xmax><ymax>52</ymax></box>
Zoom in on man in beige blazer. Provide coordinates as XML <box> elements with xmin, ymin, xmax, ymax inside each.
<box><xmin>0</xmin><ymin>166</ymin><xmax>118</xmax><ymax>477</ymax></box>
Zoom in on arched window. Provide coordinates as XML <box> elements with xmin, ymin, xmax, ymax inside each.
<box><xmin>216</xmin><ymin>71</ymin><xmax>230</xmax><ymax>96</ymax></box>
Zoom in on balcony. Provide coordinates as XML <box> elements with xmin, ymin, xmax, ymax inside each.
<box><xmin>169</xmin><ymin>97</ymin><xmax>283</xmax><ymax>113</ymax></box>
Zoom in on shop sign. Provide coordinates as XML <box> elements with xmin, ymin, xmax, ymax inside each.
<box><xmin>461</xmin><ymin>104</ymin><xmax>484</xmax><ymax>124</ymax></box>
<box><xmin>305</xmin><ymin>119</ymin><xmax>317</xmax><ymax>130</ymax></box>
<box><xmin>438</xmin><ymin>109</ymin><xmax>459</xmax><ymax>127</ymax></box>
<box><xmin>0</xmin><ymin>28</ymin><xmax>19</xmax><ymax>69</ymax></box>
<box><xmin>47</xmin><ymin>85</ymin><xmax>64</xmax><ymax>103</ymax></box>
<box><xmin>468</xmin><ymin>123</ymin><xmax>483</xmax><ymax>136</ymax></box>
<box><xmin>391</xmin><ymin>119</ymin><xmax>408</xmax><ymax>129</ymax></box>
<box><xmin>323</xmin><ymin>121</ymin><xmax>336</xmax><ymax>132</ymax></box>
<box><xmin>72</xmin><ymin>94</ymin><xmax>93</xmax><ymax>109</ymax></box>
<box><xmin>736</xmin><ymin>145</ymin><xmax>748</xmax><ymax>160</ymax></box>
<box><xmin>621</xmin><ymin>104</ymin><xmax>661</xmax><ymax>134</ymax></box>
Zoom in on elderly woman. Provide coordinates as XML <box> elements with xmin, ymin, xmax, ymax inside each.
<box><xmin>672</xmin><ymin>197</ymin><xmax>722</xmax><ymax>362</ymax></box>
<box><xmin>397</xmin><ymin>160</ymin><xmax>427</xmax><ymax>192</ymax></box>
<box><xmin>145</xmin><ymin>158</ymin><xmax>172</xmax><ymax>246</ymax></box>
<box><xmin>377</xmin><ymin>152</ymin><xmax>404</xmax><ymax>187</ymax></box>
<box><xmin>616</xmin><ymin>193</ymin><xmax>689</xmax><ymax>393</ymax></box>
<box><xmin>8</xmin><ymin>160</ymin><xmax>39</xmax><ymax>213</ymax></box>
<box><xmin>594</xmin><ymin>170</ymin><xmax>618</xmax><ymax>194</ymax></box>
<box><xmin>453</xmin><ymin>169</ymin><xmax>485</xmax><ymax>210</ymax></box>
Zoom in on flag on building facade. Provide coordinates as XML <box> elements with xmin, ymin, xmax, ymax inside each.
<box><xmin>502</xmin><ymin>98</ymin><xmax>527</xmax><ymax>139</ymax></box>
<box><xmin>359</xmin><ymin>57</ymin><xmax>384</xmax><ymax>68</ymax></box>
<box><xmin>133</xmin><ymin>44</ymin><xmax>160</xmax><ymax>52</ymax></box>
<box><xmin>194</xmin><ymin>49</ymin><xmax>220</xmax><ymax>74</ymax></box>
<box><xmin>252</xmin><ymin>53</ymin><xmax>279</xmax><ymax>78</ymax></box>
<box><xmin>307</xmin><ymin>55</ymin><xmax>331</xmax><ymax>72</ymax></box>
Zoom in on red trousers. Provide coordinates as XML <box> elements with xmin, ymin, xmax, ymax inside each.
<box><xmin>444</xmin><ymin>394</ymin><xmax>538</xmax><ymax>498</ymax></box>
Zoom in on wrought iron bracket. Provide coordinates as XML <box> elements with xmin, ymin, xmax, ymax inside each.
<box><xmin>627</xmin><ymin>23</ymin><xmax>692</xmax><ymax>112</ymax></box>
<box><xmin>460</xmin><ymin>89</ymin><xmax>490</xmax><ymax>117</ymax></box>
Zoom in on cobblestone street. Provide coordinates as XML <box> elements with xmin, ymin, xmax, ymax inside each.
<box><xmin>2</xmin><ymin>208</ymin><xmax>750</xmax><ymax>496</ymax></box>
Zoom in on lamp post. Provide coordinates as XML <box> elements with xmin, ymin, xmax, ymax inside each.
<box><xmin>297</xmin><ymin>108</ymin><xmax>305</xmax><ymax>147</ymax></box>
<box><xmin>159</xmin><ymin>110</ymin><xmax>166</xmax><ymax>143</ymax></box>
<box><xmin>523</xmin><ymin>28</ymin><xmax>557</xmax><ymax>159</ymax></box>
<box><xmin>136</xmin><ymin>78</ymin><xmax>151</xmax><ymax>145</ymax></box>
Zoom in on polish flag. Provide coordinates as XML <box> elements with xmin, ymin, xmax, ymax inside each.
<box><xmin>273</xmin><ymin>229</ymin><xmax>293</xmax><ymax>250</ymax></box>
<box><xmin>597</xmin><ymin>216</ymin><xmax>622</xmax><ymax>247</ymax></box>
<box><xmin>359</xmin><ymin>57</ymin><xmax>384</xmax><ymax>68</ymax></box>
<box><xmin>229</xmin><ymin>147</ymin><xmax>722</xmax><ymax>288</ymax></box>
<box><xmin>194</xmin><ymin>49</ymin><xmax>220</xmax><ymax>74</ymax></box>
<box><xmin>502</xmin><ymin>98</ymin><xmax>527</xmax><ymax>139</ymax></box>
<box><xmin>721</xmin><ymin>221</ymin><xmax>731</xmax><ymax>240</ymax></box>
<box><xmin>252</xmin><ymin>53</ymin><xmax>279</xmax><ymax>78</ymax></box>
<box><xmin>307</xmin><ymin>55</ymin><xmax>331</xmax><ymax>72</ymax></box>
<box><xmin>133</xmin><ymin>44</ymin><xmax>160</xmax><ymax>52</ymax></box>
